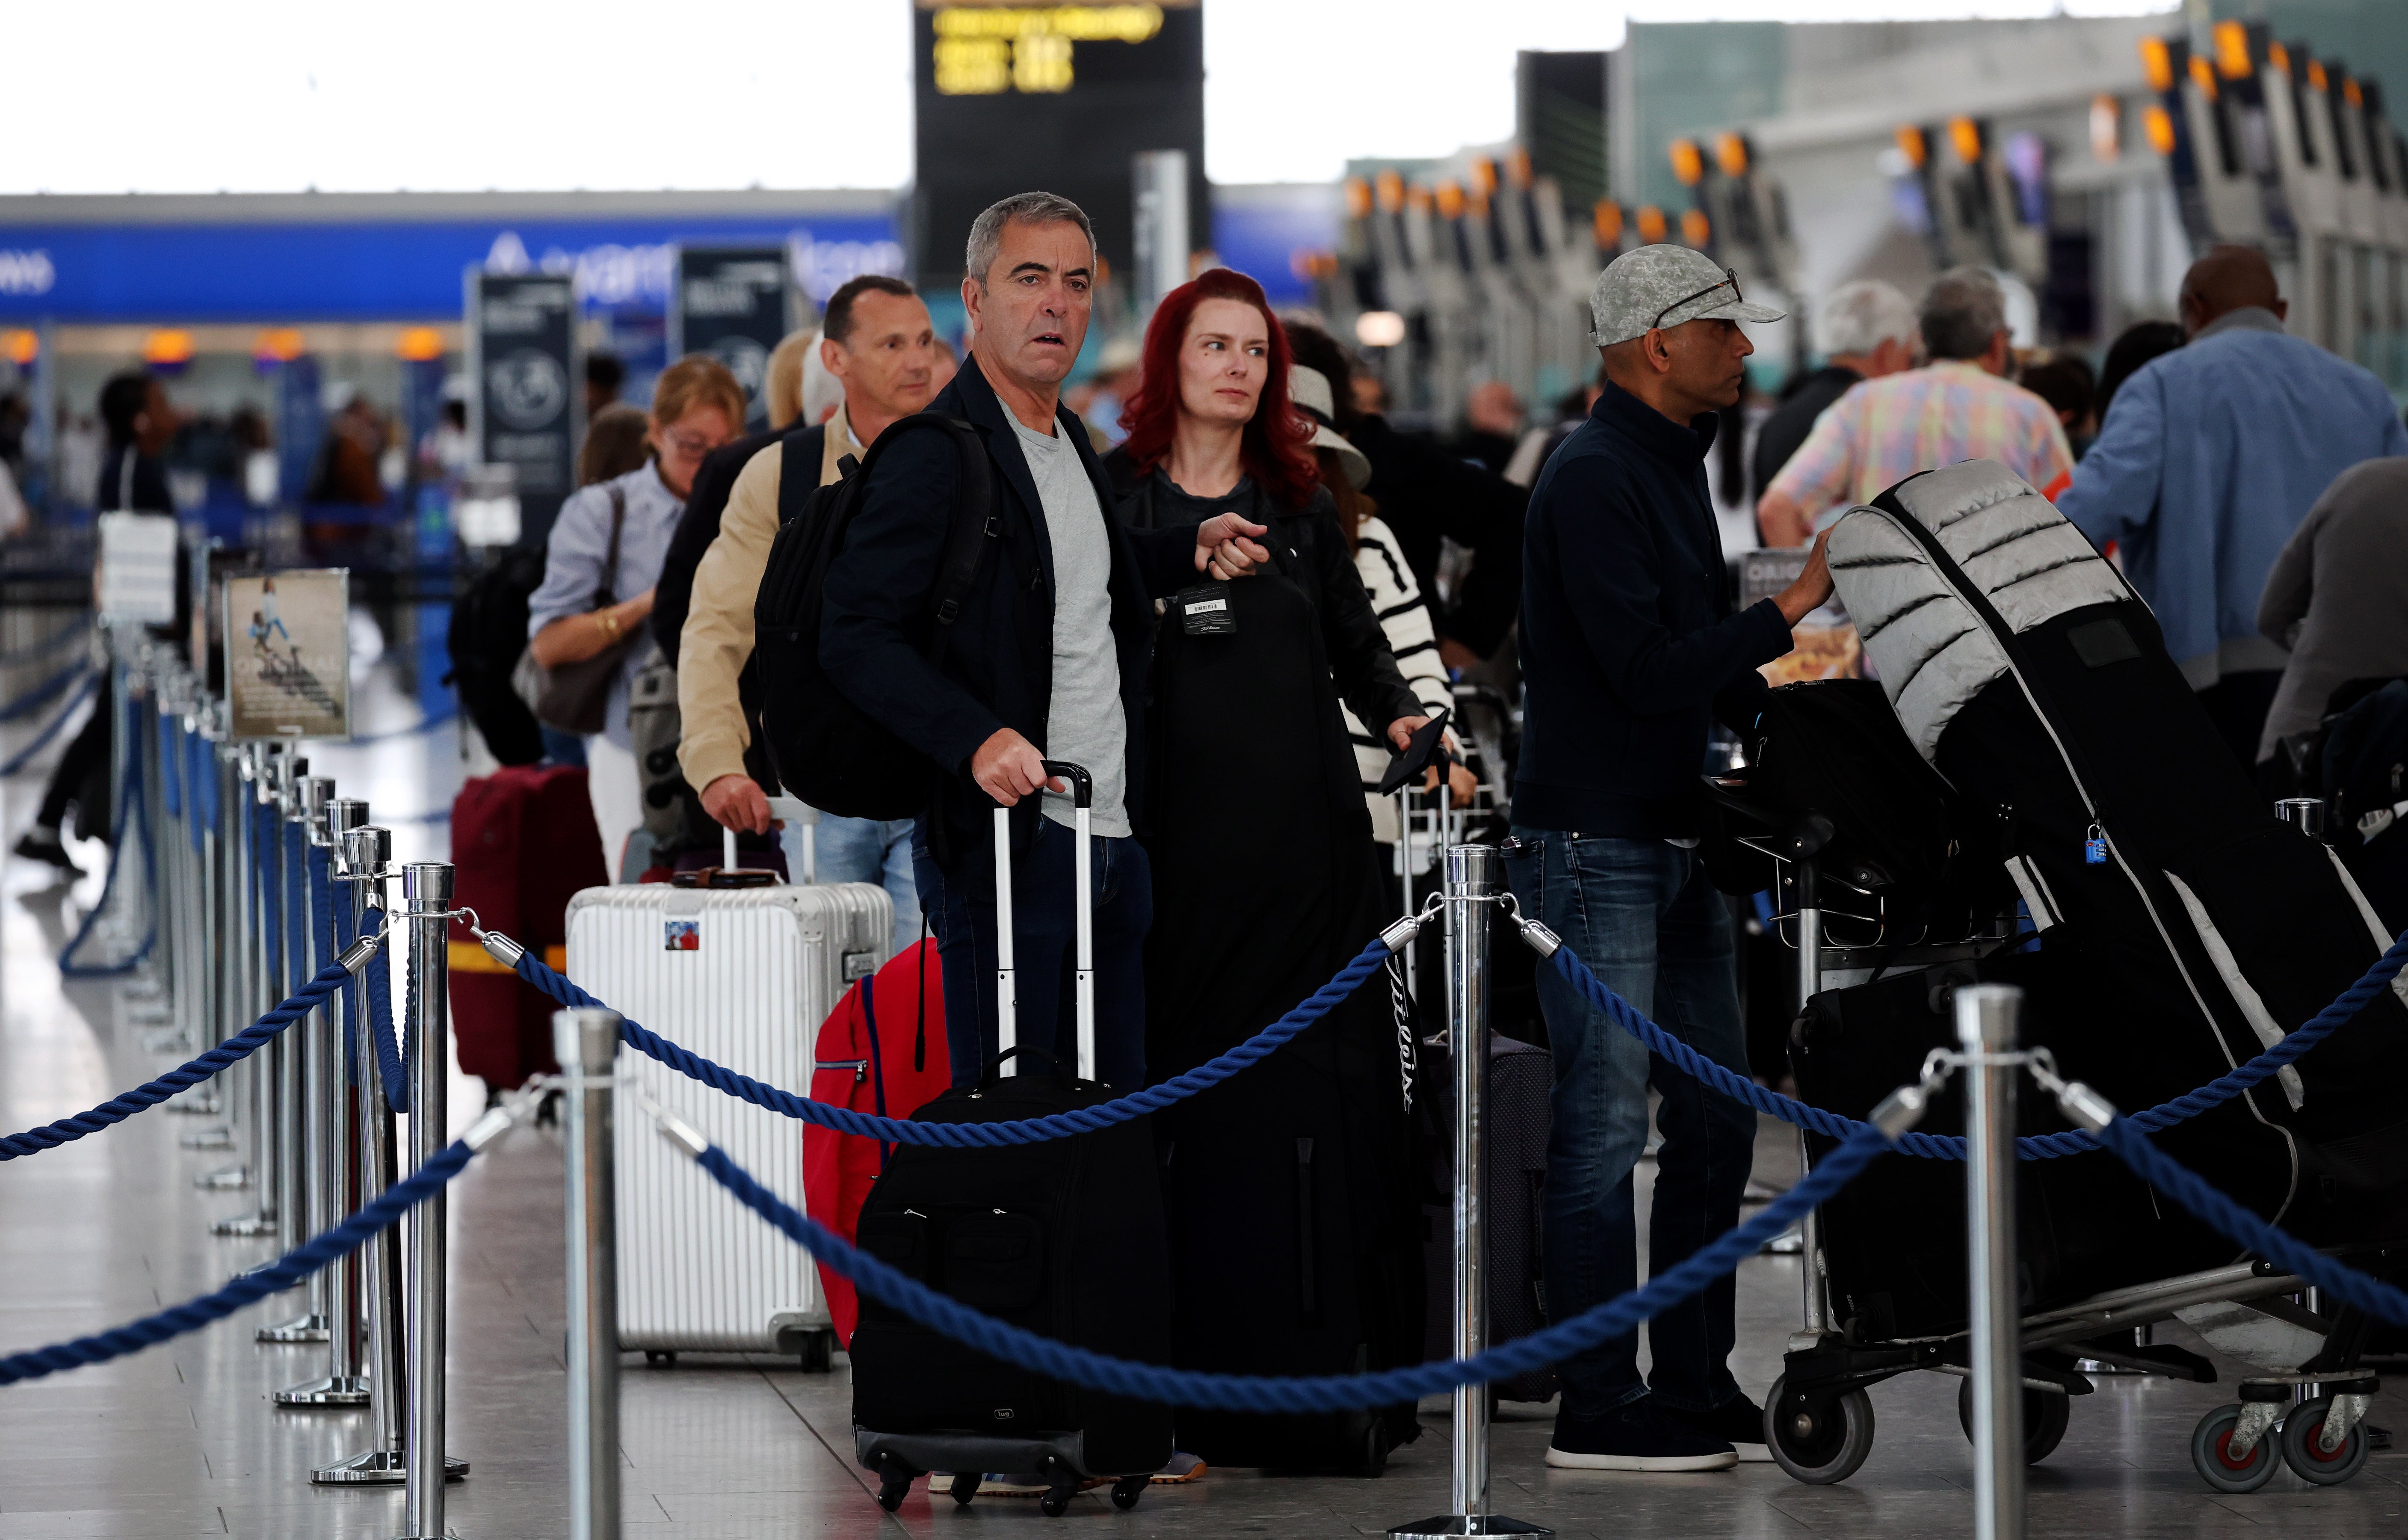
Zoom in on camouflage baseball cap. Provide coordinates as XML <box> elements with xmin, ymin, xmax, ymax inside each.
<box><xmin>1588</xmin><ymin>244</ymin><xmax>1785</xmax><ymax>346</ymax></box>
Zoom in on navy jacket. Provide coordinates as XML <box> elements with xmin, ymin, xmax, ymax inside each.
<box><xmin>819</xmin><ymin>355</ymin><xmax>1200</xmax><ymax>854</ymax></box>
<box><xmin>1516</xmin><ymin>382</ymin><xmax>1793</xmax><ymax>838</ymax></box>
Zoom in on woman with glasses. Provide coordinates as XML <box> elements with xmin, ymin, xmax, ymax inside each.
<box><xmin>527</xmin><ymin>353</ymin><xmax>744</xmax><ymax>874</ymax></box>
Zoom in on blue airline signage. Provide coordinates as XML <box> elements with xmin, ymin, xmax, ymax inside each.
<box><xmin>0</xmin><ymin>211</ymin><xmax>902</xmax><ymax>322</ymax></box>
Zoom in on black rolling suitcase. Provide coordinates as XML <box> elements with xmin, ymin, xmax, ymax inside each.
<box><xmin>1418</xmin><ymin>1031</ymin><xmax>1556</xmax><ymax>1404</ymax></box>
<box><xmin>850</xmin><ymin>774</ymin><xmax>1175</xmax><ymax>1516</ymax></box>
<box><xmin>1818</xmin><ymin>461</ymin><xmax>2408</xmax><ymax>1318</ymax></box>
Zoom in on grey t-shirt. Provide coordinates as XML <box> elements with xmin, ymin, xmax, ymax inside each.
<box><xmin>1008</xmin><ymin>415</ymin><xmax>1131</xmax><ymax>837</ymax></box>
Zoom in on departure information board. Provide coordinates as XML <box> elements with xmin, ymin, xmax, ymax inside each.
<box><xmin>912</xmin><ymin>0</ymin><xmax>1207</xmax><ymax>290</ymax></box>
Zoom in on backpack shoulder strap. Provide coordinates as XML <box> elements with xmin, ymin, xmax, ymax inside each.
<box><xmin>776</xmin><ymin>427</ymin><xmax>824</xmax><ymax>527</ymax></box>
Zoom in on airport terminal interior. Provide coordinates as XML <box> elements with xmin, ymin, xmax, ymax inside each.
<box><xmin>8</xmin><ymin>2</ymin><xmax>2408</xmax><ymax>1536</ymax></box>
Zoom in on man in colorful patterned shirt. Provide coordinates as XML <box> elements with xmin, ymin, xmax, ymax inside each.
<box><xmin>1757</xmin><ymin>267</ymin><xmax>2075</xmax><ymax>546</ymax></box>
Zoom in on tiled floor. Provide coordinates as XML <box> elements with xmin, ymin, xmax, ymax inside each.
<box><xmin>7</xmin><ymin>684</ymin><xmax>2408</xmax><ymax>1537</ymax></box>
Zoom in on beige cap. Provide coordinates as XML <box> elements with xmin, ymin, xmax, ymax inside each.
<box><xmin>1290</xmin><ymin>366</ymin><xmax>1372</xmax><ymax>490</ymax></box>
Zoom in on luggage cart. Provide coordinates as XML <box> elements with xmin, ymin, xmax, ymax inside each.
<box><xmin>1705</xmin><ymin>776</ymin><xmax>2392</xmax><ymax>1491</ymax></box>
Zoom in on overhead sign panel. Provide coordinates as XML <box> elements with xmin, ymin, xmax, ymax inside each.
<box><xmin>469</xmin><ymin>271</ymin><xmax>579</xmax><ymax>543</ymax></box>
<box><xmin>670</xmin><ymin>247</ymin><xmax>791</xmax><ymax>429</ymax></box>
<box><xmin>912</xmin><ymin>0</ymin><xmax>1207</xmax><ymax>290</ymax></box>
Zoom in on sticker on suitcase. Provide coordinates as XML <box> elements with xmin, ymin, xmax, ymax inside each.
<box><xmin>664</xmin><ymin>919</ymin><xmax>700</xmax><ymax>951</ymax></box>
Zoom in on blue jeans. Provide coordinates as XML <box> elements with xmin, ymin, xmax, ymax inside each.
<box><xmin>914</xmin><ymin>817</ymin><xmax>1152</xmax><ymax>1091</ymax></box>
<box><xmin>1503</xmin><ymin>829</ymin><xmax>1757</xmax><ymax>1421</ymax></box>
<box><xmin>808</xmin><ymin>814</ymin><xmax>921</xmax><ymax>958</ymax></box>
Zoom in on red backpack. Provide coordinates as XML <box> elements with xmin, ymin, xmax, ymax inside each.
<box><xmin>802</xmin><ymin>938</ymin><xmax>951</xmax><ymax>1345</ymax></box>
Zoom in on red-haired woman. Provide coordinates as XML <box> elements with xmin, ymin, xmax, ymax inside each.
<box><xmin>1100</xmin><ymin>268</ymin><xmax>1430</xmax><ymax>1472</ymax></box>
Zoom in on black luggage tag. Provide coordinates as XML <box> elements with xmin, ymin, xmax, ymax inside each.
<box><xmin>2083</xmin><ymin>823</ymin><xmax>2107</xmax><ymax>865</ymax></box>
<box><xmin>1174</xmin><ymin>581</ymin><xmax>1236</xmax><ymax>636</ymax></box>
<box><xmin>1376</xmin><ymin>707</ymin><xmax>1453</xmax><ymax>796</ymax></box>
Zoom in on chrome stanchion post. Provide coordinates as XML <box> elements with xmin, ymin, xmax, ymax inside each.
<box><xmin>319</xmin><ymin>820</ymin><xmax>464</xmax><ymax>1484</ymax></box>
<box><xmin>261</xmin><ymin>753</ymin><xmax>330</xmax><ymax>1345</ymax></box>
<box><xmin>1958</xmin><ymin>984</ymin><xmax>2026</xmax><ymax>1540</ymax></box>
<box><xmin>188</xmin><ymin>702</ymin><xmax>242</xmax><ymax>1151</ymax></box>
<box><xmin>1793</xmin><ymin>858</ymin><xmax>1830</xmax><ymax>1345</ymax></box>
<box><xmin>558</xmin><ymin>1008</ymin><xmax>621</xmax><ymax>1540</ymax></box>
<box><xmin>279</xmin><ymin>775</ymin><xmax>367</xmax><ymax>1403</ymax></box>
<box><xmin>212</xmin><ymin>742</ymin><xmax>275</xmax><ymax>1232</ymax></box>
<box><xmin>401</xmin><ymin>861</ymin><xmax>461</xmax><ymax>1539</ymax></box>
<box><xmin>1392</xmin><ymin>844</ymin><xmax>1548</xmax><ymax>1540</ymax></box>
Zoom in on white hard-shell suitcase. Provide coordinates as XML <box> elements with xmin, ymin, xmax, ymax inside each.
<box><xmin>566</xmin><ymin>875</ymin><xmax>892</xmax><ymax>1362</ymax></box>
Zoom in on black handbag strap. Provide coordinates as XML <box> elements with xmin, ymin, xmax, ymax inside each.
<box><xmin>595</xmin><ymin>483</ymin><xmax>627</xmax><ymax>607</ymax></box>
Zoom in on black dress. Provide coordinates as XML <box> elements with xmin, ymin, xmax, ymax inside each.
<box><xmin>1118</xmin><ymin>463</ymin><xmax>1430</xmax><ymax>1469</ymax></box>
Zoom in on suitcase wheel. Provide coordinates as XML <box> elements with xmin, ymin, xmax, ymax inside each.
<box><xmin>875</xmin><ymin>1455</ymin><xmax>917</xmax><ymax>1512</ymax></box>
<box><xmin>950</xmin><ymin>1471</ymin><xmax>979</xmax><ymax>1506</ymax></box>
<box><xmin>1110</xmin><ymin>1475</ymin><xmax>1146</xmax><ymax>1510</ymax></box>
<box><xmin>1038</xmin><ymin>1455</ymin><xmax>1080</xmax><ymax>1517</ymax></box>
<box><xmin>796</xmin><ymin>1329</ymin><xmax>835</xmax><ymax>1374</ymax></box>
<box><xmin>1351</xmin><ymin>1420</ymin><xmax>1391</xmax><ymax>1478</ymax></box>
<box><xmin>643</xmin><ymin>1350</ymin><xmax>677</xmax><ymax>1368</ymax></box>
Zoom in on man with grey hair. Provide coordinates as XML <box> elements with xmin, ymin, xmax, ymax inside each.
<box><xmin>1748</xmin><ymin>278</ymin><xmax>1917</xmax><ymax>510</ymax></box>
<box><xmin>820</xmin><ymin>190</ymin><xmax>1269</xmax><ymax>1094</ymax></box>
<box><xmin>1505</xmin><ymin>244</ymin><xmax>1833</xmax><ymax>1473</ymax></box>
<box><xmin>1757</xmin><ymin>264</ymin><xmax>2072</xmax><ymax>545</ymax></box>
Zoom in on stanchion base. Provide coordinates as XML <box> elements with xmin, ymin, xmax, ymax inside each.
<box><xmin>255</xmin><ymin>1311</ymin><xmax>330</xmax><ymax>1344</ymax></box>
<box><xmin>310</xmin><ymin>1449</ymin><xmax>470</xmax><ymax>1485</ymax></box>
<box><xmin>210</xmin><ymin>1210</ymin><xmax>276</xmax><ymax>1237</ymax></box>
<box><xmin>1390</xmin><ymin>1517</ymin><xmax>1553</xmax><ymax>1538</ymax></box>
<box><xmin>275</xmin><ymin>1373</ymin><xmax>370</xmax><ymax>1407</ymax></box>
<box><xmin>183</xmin><ymin>1131</ymin><xmax>237</xmax><ymax>1155</ymax></box>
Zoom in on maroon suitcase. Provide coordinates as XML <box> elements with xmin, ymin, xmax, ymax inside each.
<box><xmin>447</xmin><ymin>764</ymin><xmax>609</xmax><ymax>1091</ymax></box>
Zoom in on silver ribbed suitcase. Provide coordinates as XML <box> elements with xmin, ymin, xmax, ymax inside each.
<box><xmin>565</xmin><ymin>877</ymin><xmax>892</xmax><ymax>1362</ymax></box>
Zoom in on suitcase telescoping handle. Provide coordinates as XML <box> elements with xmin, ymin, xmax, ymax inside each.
<box><xmin>991</xmin><ymin>761</ymin><xmax>1096</xmax><ymax>1081</ymax></box>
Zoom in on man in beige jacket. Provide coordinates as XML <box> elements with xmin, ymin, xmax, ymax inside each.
<box><xmin>676</xmin><ymin>274</ymin><xmax>942</xmax><ymax>951</ymax></box>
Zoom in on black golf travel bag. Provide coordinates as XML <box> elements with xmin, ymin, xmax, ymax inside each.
<box><xmin>1802</xmin><ymin>459</ymin><xmax>2408</xmax><ymax>1338</ymax></box>
<box><xmin>849</xmin><ymin>781</ymin><xmax>1175</xmax><ymax>1516</ymax></box>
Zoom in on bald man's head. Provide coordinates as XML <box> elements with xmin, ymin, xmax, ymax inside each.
<box><xmin>2179</xmin><ymin>244</ymin><xmax>2287</xmax><ymax>335</ymax></box>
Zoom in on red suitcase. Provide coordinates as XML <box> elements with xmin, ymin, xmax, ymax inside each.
<box><xmin>802</xmin><ymin>938</ymin><xmax>950</xmax><ymax>1346</ymax></box>
<box><xmin>447</xmin><ymin>764</ymin><xmax>610</xmax><ymax>1092</ymax></box>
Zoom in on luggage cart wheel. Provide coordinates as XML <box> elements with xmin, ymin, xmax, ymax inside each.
<box><xmin>1110</xmin><ymin>1475</ymin><xmax>1147</xmax><ymax>1510</ymax></box>
<box><xmin>950</xmin><ymin>1471</ymin><xmax>979</xmax><ymax>1507</ymax></box>
<box><xmin>796</xmin><ymin>1328</ymin><xmax>835</xmax><ymax>1374</ymax></box>
<box><xmin>1765</xmin><ymin>1374</ymin><xmax>1876</xmax><ymax>1485</ymax></box>
<box><xmin>2281</xmin><ymin>1396</ymin><xmax>2371</xmax><ymax>1485</ymax></box>
<box><xmin>2190</xmin><ymin>1404</ymin><xmax>2280</xmax><ymax>1492</ymax></box>
<box><xmin>1955</xmin><ymin>1377</ymin><xmax>2071</xmax><ymax>1463</ymax></box>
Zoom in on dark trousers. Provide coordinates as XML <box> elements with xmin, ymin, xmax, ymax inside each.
<box><xmin>1503</xmin><ymin>829</ymin><xmax>1757</xmax><ymax>1420</ymax></box>
<box><xmin>913</xmin><ymin>815</ymin><xmax>1153</xmax><ymax>1091</ymax></box>
<box><xmin>37</xmin><ymin>672</ymin><xmax>111</xmax><ymax>834</ymax></box>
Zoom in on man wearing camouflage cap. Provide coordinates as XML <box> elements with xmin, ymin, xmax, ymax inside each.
<box><xmin>1502</xmin><ymin>245</ymin><xmax>1834</xmax><ymax>1472</ymax></box>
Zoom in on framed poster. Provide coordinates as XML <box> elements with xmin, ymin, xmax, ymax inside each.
<box><xmin>223</xmin><ymin>569</ymin><xmax>351</xmax><ymax>740</ymax></box>
<box><xmin>1744</xmin><ymin>547</ymin><xmax>1861</xmax><ymax>685</ymax></box>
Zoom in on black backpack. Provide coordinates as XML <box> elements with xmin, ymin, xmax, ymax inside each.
<box><xmin>445</xmin><ymin>547</ymin><xmax>547</xmax><ymax>767</ymax></box>
<box><xmin>753</xmin><ymin>413</ymin><xmax>1000</xmax><ymax>820</ymax></box>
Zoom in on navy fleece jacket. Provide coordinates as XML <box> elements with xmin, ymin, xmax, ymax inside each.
<box><xmin>1515</xmin><ymin>382</ymin><xmax>1795</xmax><ymax>838</ymax></box>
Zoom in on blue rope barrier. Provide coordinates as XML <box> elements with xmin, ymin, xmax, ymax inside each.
<box><xmin>0</xmin><ymin>955</ymin><xmax>355</xmax><ymax>1158</ymax></box>
<box><xmin>367</xmin><ymin>940</ymin><xmax>405</xmax><ymax>1113</ymax></box>
<box><xmin>0</xmin><ymin>615</ymin><xmax>91</xmax><ymax>666</ymax></box>
<box><xmin>1545</xmin><ymin>926</ymin><xmax>2408</xmax><ymax>1162</ymax></box>
<box><xmin>0</xmin><ymin>660</ymin><xmax>89</xmax><ymax>724</ymax></box>
<box><xmin>0</xmin><ymin>671</ymin><xmax>99</xmax><ymax>779</ymax></box>
<box><xmin>0</xmin><ymin>1138</ymin><xmax>475</xmax><ymax>1385</ymax></box>
<box><xmin>2096</xmin><ymin>1118</ymin><xmax>2408</xmax><ymax>1328</ymax></box>
<box><xmin>513</xmin><ymin>934</ymin><xmax>1396</xmax><ymax>1147</ymax></box>
<box><xmin>689</xmin><ymin>1119</ymin><xmax>1893</xmax><ymax>1411</ymax></box>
